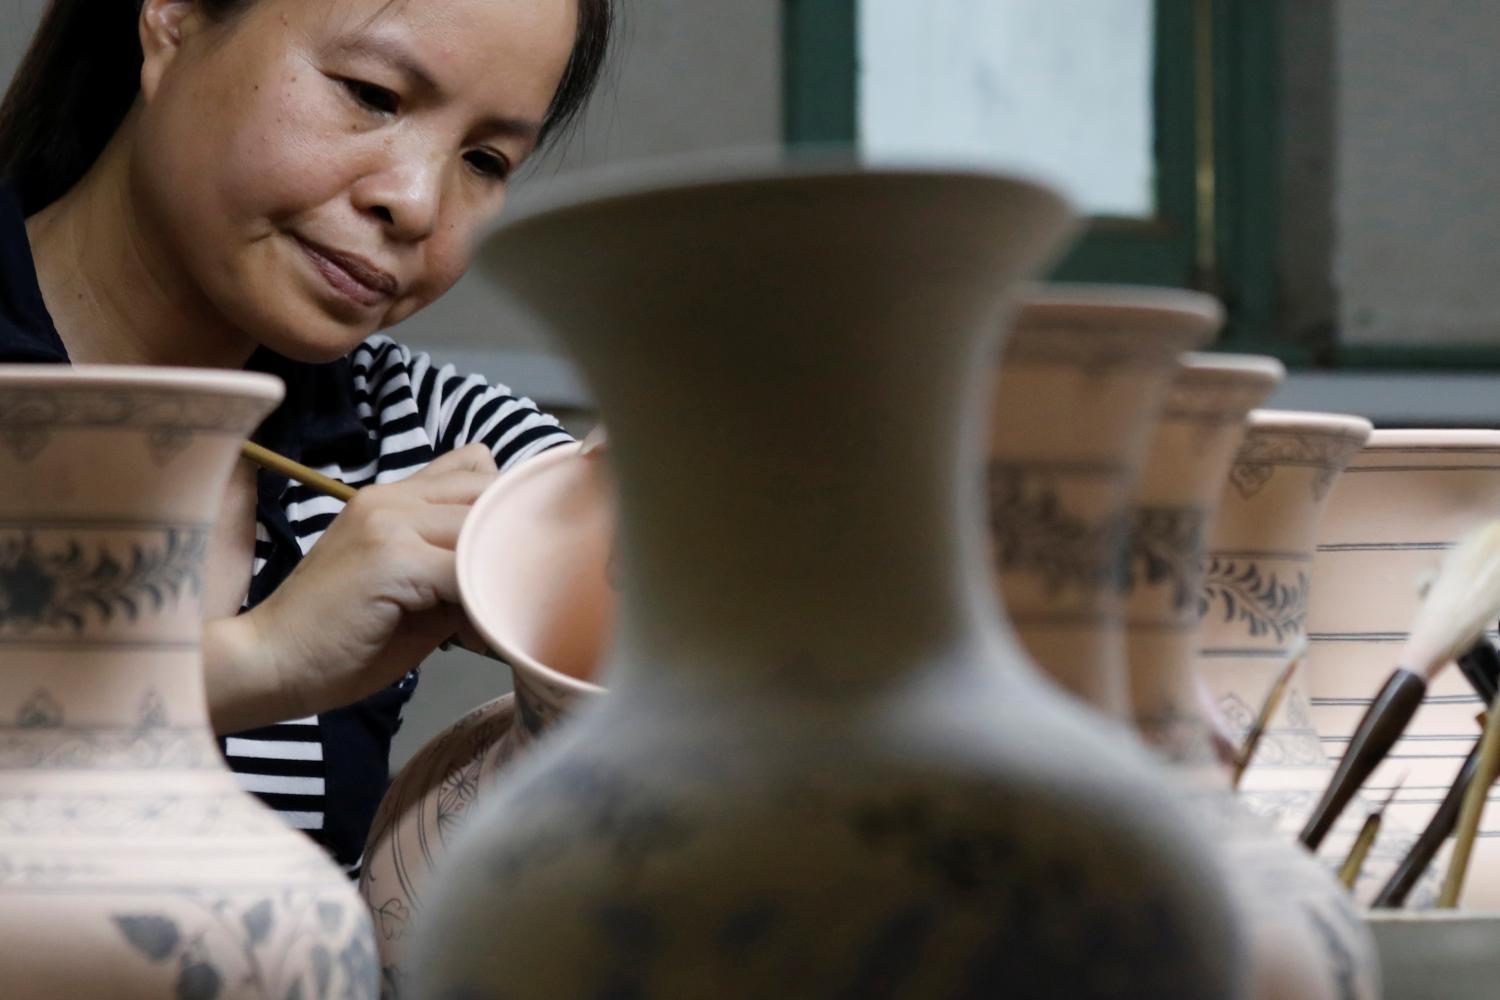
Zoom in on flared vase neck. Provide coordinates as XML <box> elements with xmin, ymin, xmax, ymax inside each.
<box><xmin>483</xmin><ymin>169</ymin><xmax>1075</xmax><ymax>694</ymax></box>
<box><xmin>0</xmin><ymin>368</ymin><xmax>280</xmax><ymax>736</ymax></box>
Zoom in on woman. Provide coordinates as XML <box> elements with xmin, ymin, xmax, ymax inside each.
<box><xmin>0</xmin><ymin>0</ymin><xmax>612</xmax><ymax>873</ymax></box>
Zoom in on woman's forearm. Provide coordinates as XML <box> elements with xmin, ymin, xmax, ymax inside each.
<box><xmin>202</xmin><ymin>612</ymin><xmax>309</xmax><ymax>735</ymax></box>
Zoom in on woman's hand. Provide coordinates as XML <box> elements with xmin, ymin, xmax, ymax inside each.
<box><xmin>204</xmin><ymin>444</ymin><xmax>498</xmax><ymax>734</ymax></box>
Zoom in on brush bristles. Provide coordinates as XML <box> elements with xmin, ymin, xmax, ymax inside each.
<box><xmin>1403</xmin><ymin>520</ymin><xmax>1500</xmax><ymax>678</ymax></box>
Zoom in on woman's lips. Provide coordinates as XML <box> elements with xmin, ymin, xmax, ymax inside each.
<box><xmin>295</xmin><ymin>237</ymin><xmax>398</xmax><ymax>308</ymax></box>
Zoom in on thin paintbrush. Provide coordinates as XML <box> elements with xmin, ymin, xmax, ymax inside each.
<box><xmin>1373</xmin><ymin>638</ymin><xmax>1500</xmax><ymax>907</ymax></box>
<box><xmin>1440</xmin><ymin>686</ymin><xmax>1500</xmax><ymax>907</ymax></box>
<box><xmin>1301</xmin><ymin>520</ymin><xmax>1500</xmax><ymax>850</ymax></box>
<box><xmin>1339</xmin><ymin>773</ymin><xmax>1407</xmax><ymax>890</ymax></box>
<box><xmin>1232</xmin><ymin>640</ymin><xmax>1304</xmax><ymax>790</ymax></box>
<box><xmin>239</xmin><ymin>441</ymin><xmax>506</xmax><ymax>666</ymax></box>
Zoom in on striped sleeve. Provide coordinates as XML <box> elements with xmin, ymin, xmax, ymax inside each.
<box><xmin>353</xmin><ymin>334</ymin><xmax>573</xmax><ymax>472</ymax></box>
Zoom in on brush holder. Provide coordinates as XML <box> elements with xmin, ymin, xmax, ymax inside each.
<box><xmin>1307</xmin><ymin>430</ymin><xmax>1500</xmax><ymax>907</ymax></box>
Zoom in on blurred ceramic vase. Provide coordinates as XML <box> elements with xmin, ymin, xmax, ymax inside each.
<box><xmin>988</xmin><ymin>285</ymin><xmax>1218</xmax><ymax>716</ymax></box>
<box><xmin>1194</xmin><ymin>413</ymin><xmax>1375</xmax><ymax>840</ymax></box>
<box><xmin>360</xmin><ymin>441</ymin><xmax>610</xmax><ymax>992</ymax></box>
<box><xmin>0</xmin><ymin>367</ymin><xmax>376</xmax><ymax>999</ymax></box>
<box><xmin>1306</xmin><ymin>430</ymin><xmax>1500</xmax><ymax>908</ymax></box>
<box><xmin>1125</xmin><ymin>357</ymin><xmax>1381</xmax><ymax>1000</ymax></box>
<box><xmin>410</xmin><ymin>163</ymin><xmax>1248</xmax><ymax>998</ymax></box>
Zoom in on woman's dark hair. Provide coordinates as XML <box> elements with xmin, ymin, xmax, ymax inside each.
<box><xmin>0</xmin><ymin>0</ymin><xmax>614</xmax><ymax>215</ymax></box>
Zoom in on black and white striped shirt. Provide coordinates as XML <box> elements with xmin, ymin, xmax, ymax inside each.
<box><xmin>228</xmin><ymin>334</ymin><xmax>572</xmax><ymax>872</ymax></box>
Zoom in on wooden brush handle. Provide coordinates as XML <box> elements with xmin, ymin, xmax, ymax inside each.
<box><xmin>1300</xmin><ymin>669</ymin><xmax>1427</xmax><ymax>850</ymax></box>
<box><xmin>1373</xmin><ymin>743</ymin><xmax>1478</xmax><ymax>907</ymax></box>
<box><xmin>1458</xmin><ymin>641</ymin><xmax>1500</xmax><ymax>703</ymax></box>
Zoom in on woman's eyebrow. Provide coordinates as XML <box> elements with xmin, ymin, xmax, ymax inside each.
<box><xmin>332</xmin><ymin>34</ymin><xmax>543</xmax><ymax>141</ymax></box>
<box><xmin>334</xmin><ymin>34</ymin><xmax>443</xmax><ymax>95</ymax></box>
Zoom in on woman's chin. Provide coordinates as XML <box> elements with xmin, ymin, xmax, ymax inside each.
<box><xmin>249</xmin><ymin>307</ymin><xmax>379</xmax><ymax>364</ymax></box>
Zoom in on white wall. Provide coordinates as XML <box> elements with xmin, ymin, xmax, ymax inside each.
<box><xmin>858</xmin><ymin>0</ymin><xmax>1155</xmax><ymax>218</ymax></box>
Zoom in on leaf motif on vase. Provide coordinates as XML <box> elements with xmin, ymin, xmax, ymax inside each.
<box><xmin>114</xmin><ymin>914</ymin><xmax>183</xmax><ymax>962</ymax></box>
<box><xmin>176</xmin><ymin>955</ymin><xmax>223</xmax><ymax>1000</ymax></box>
<box><xmin>0</xmin><ymin>528</ymin><xmax>208</xmax><ymax>634</ymax></box>
<box><xmin>1124</xmin><ymin>507</ymin><xmax>1208</xmax><ymax>612</ymax></box>
<box><xmin>435</xmin><ymin>755</ymin><xmax>485</xmax><ymax>842</ymax></box>
<box><xmin>1197</xmin><ymin>558</ymin><xmax>1309</xmax><ymax>644</ymax></box>
<box><xmin>986</xmin><ymin>463</ymin><xmax>1124</xmax><ymax>595</ymax></box>
<box><xmin>242</xmin><ymin>898</ymin><xmax>274</xmax><ymax>947</ymax></box>
<box><xmin>112</xmin><ymin>887</ymin><xmax>376</xmax><ymax>999</ymax></box>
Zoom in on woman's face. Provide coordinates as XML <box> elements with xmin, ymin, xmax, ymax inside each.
<box><xmin>132</xmin><ymin>0</ymin><xmax>578</xmax><ymax>362</ymax></box>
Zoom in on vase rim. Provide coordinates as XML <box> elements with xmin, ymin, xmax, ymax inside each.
<box><xmin>457</xmin><ymin>443</ymin><xmax>607</xmax><ymax>698</ymax></box>
<box><xmin>1245</xmin><ymin>409</ymin><xmax>1374</xmax><ymax>439</ymax></box>
<box><xmin>1362</xmin><ymin>428</ymin><xmax>1500</xmax><ymax>450</ymax></box>
<box><xmin>1176</xmin><ymin>352</ymin><xmax>1287</xmax><ymax>384</ymax></box>
<box><xmin>1016</xmin><ymin>283</ymin><xmax>1224</xmax><ymax>335</ymax></box>
<box><xmin>0</xmin><ymin>364</ymin><xmax>285</xmax><ymax>403</ymax></box>
<box><xmin>482</xmin><ymin>150</ymin><xmax>1071</xmax><ymax>247</ymax></box>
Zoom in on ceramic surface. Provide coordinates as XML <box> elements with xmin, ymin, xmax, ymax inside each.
<box><xmin>1194</xmin><ymin>411</ymin><xmax>1426</xmax><ymax>901</ymax></box>
<box><xmin>1126</xmin><ymin>362</ymin><xmax>1383</xmax><ymax>1000</ymax></box>
<box><xmin>411</xmin><ymin>163</ymin><xmax>1248</xmax><ymax>998</ymax></box>
<box><xmin>989</xmin><ymin>284</ymin><xmax>1218</xmax><ymax>715</ymax></box>
<box><xmin>1126</xmin><ymin>355</ymin><xmax>1284</xmax><ymax>771</ymax></box>
<box><xmin>1307</xmin><ymin>430</ymin><xmax>1500</xmax><ymax>908</ymax></box>
<box><xmin>455</xmin><ymin>441</ymin><xmax>610</xmax><ymax>731</ymax></box>
<box><xmin>361</xmin><ymin>441</ymin><xmax>609</xmax><ymax>991</ymax></box>
<box><xmin>361</xmin><ymin>696</ymin><xmax>520</xmax><ymax>996</ymax></box>
<box><xmin>0</xmin><ymin>366</ymin><xmax>377</xmax><ymax>999</ymax></box>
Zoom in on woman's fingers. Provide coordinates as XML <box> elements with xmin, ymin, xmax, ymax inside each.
<box><xmin>418</xmin><ymin>442</ymin><xmax>498</xmax><ymax>477</ymax></box>
<box><xmin>401</xmin><ymin>469</ymin><xmax>498</xmax><ymax>506</ymax></box>
<box><xmin>400</xmin><ymin>503</ymin><xmax>472</xmax><ymax>550</ymax></box>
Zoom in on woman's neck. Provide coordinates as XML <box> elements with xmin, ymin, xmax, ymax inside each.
<box><xmin>24</xmin><ymin>119</ymin><xmax>258</xmax><ymax>370</ymax></box>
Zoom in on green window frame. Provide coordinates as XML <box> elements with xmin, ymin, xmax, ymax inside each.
<box><xmin>782</xmin><ymin>0</ymin><xmax>1493</xmax><ymax>370</ymax></box>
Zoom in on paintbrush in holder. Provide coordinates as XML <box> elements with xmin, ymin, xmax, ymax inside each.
<box><xmin>1373</xmin><ymin>638</ymin><xmax>1500</xmax><ymax>907</ymax></box>
<box><xmin>1301</xmin><ymin>521</ymin><xmax>1500</xmax><ymax>850</ymax></box>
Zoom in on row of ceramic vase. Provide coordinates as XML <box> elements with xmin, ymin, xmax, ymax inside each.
<box><xmin>0</xmin><ymin>162</ymin><xmax>1492</xmax><ymax>998</ymax></box>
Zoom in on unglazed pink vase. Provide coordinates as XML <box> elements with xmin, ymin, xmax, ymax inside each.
<box><xmin>1195</xmin><ymin>414</ymin><xmax>1374</xmax><ymax>824</ymax></box>
<box><xmin>0</xmin><ymin>367</ymin><xmax>377</xmax><ymax>999</ymax></box>
<box><xmin>1307</xmin><ymin>430</ymin><xmax>1500</xmax><ymax>908</ymax></box>
<box><xmin>988</xmin><ymin>285</ymin><xmax>1219</xmax><ymax>715</ymax></box>
<box><xmin>1126</xmin><ymin>358</ymin><xmax>1382</xmax><ymax>1000</ymax></box>
<box><xmin>412</xmin><ymin>163</ymin><xmax>1247</xmax><ymax>998</ymax></box>
<box><xmin>360</xmin><ymin>440</ymin><xmax>608</xmax><ymax>990</ymax></box>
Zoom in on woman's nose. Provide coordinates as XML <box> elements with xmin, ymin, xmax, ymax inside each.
<box><xmin>350</xmin><ymin>157</ymin><xmax>443</xmax><ymax>242</ymax></box>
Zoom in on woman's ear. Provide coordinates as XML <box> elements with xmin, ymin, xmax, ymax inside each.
<box><xmin>139</xmin><ymin>0</ymin><xmax>206</xmax><ymax>101</ymax></box>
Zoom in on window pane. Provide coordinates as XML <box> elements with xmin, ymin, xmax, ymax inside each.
<box><xmin>858</xmin><ymin>0</ymin><xmax>1157</xmax><ymax>218</ymax></box>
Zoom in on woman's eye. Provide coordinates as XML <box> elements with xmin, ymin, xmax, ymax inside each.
<box><xmin>464</xmin><ymin>149</ymin><xmax>512</xmax><ymax>183</ymax></box>
<box><xmin>341</xmin><ymin>78</ymin><xmax>400</xmax><ymax>115</ymax></box>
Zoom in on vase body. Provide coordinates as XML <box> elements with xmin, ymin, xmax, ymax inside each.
<box><xmin>988</xmin><ymin>285</ymin><xmax>1218</xmax><ymax>715</ymax></box>
<box><xmin>410</xmin><ymin>164</ymin><xmax>1247</xmax><ymax>998</ymax></box>
<box><xmin>1125</xmin><ymin>358</ymin><xmax>1382</xmax><ymax>1000</ymax></box>
<box><xmin>1307</xmin><ymin>429</ymin><xmax>1500</xmax><ymax>908</ymax></box>
<box><xmin>361</xmin><ymin>444</ymin><xmax>608</xmax><ymax>991</ymax></box>
<box><xmin>0</xmin><ymin>367</ymin><xmax>377</xmax><ymax>999</ymax></box>
<box><xmin>1194</xmin><ymin>410</ymin><xmax>1420</xmax><ymax>899</ymax></box>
